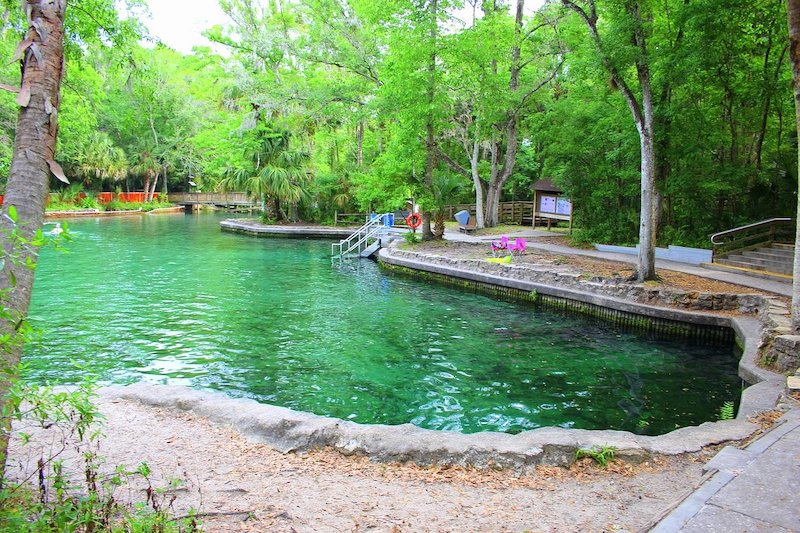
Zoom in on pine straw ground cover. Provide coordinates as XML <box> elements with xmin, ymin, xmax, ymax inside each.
<box><xmin>11</xmin><ymin>397</ymin><xmax>789</xmax><ymax>532</ymax></box>
<box><xmin>410</xmin><ymin>240</ymin><xmax>779</xmax><ymax>299</ymax></box>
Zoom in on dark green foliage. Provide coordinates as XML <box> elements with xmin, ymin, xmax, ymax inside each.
<box><xmin>0</xmin><ymin>0</ymin><xmax>795</xmax><ymax>238</ymax></box>
<box><xmin>538</xmin><ymin>0</ymin><xmax>797</xmax><ymax>247</ymax></box>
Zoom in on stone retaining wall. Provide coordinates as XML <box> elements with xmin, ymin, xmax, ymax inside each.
<box><xmin>384</xmin><ymin>246</ymin><xmax>765</xmax><ymax>313</ymax></box>
<box><xmin>379</xmin><ymin>244</ymin><xmax>796</xmax><ymax>378</ymax></box>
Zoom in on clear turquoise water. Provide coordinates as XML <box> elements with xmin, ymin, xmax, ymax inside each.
<box><xmin>25</xmin><ymin>213</ymin><xmax>741</xmax><ymax>435</ymax></box>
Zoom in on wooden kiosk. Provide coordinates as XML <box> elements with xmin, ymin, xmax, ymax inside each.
<box><xmin>531</xmin><ymin>178</ymin><xmax>573</xmax><ymax>232</ymax></box>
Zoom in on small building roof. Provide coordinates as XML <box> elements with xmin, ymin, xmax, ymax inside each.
<box><xmin>531</xmin><ymin>178</ymin><xmax>563</xmax><ymax>193</ymax></box>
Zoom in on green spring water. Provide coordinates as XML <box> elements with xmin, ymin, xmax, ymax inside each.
<box><xmin>25</xmin><ymin>213</ymin><xmax>741</xmax><ymax>435</ymax></box>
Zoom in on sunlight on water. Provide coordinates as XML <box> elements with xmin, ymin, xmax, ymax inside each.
<box><xmin>25</xmin><ymin>213</ymin><xmax>741</xmax><ymax>435</ymax></box>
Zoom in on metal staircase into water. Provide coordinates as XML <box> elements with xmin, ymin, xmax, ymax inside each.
<box><xmin>332</xmin><ymin>213</ymin><xmax>396</xmax><ymax>259</ymax></box>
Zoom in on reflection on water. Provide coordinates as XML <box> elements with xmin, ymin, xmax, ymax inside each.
<box><xmin>26</xmin><ymin>213</ymin><xmax>741</xmax><ymax>435</ymax></box>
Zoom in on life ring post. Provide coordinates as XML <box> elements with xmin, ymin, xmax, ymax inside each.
<box><xmin>405</xmin><ymin>212</ymin><xmax>423</xmax><ymax>231</ymax></box>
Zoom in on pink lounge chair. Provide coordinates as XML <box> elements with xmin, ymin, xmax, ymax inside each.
<box><xmin>491</xmin><ymin>235</ymin><xmax>510</xmax><ymax>257</ymax></box>
<box><xmin>508</xmin><ymin>238</ymin><xmax>527</xmax><ymax>259</ymax></box>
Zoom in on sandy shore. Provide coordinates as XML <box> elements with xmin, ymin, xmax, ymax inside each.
<box><xmin>7</xmin><ymin>393</ymin><xmax>713</xmax><ymax>532</ymax></box>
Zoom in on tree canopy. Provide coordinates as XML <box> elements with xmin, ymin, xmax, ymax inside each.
<box><xmin>0</xmin><ymin>0</ymin><xmax>795</xmax><ymax>244</ymax></box>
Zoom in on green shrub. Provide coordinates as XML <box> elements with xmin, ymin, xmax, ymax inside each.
<box><xmin>403</xmin><ymin>231</ymin><xmax>420</xmax><ymax>244</ymax></box>
<box><xmin>77</xmin><ymin>195</ymin><xmax>100</xmax><ymax>209</ymax></box>
<box><xmin>103</xmin><ymin>200</ymin><xmax>172</xmax><ymax>212</ymax></box>
<box><xmin>45</xmin><ymin>201</ymin><xmax>83</xmax><ymax>212</ymax></box>
<box><xmin>0</xmin><ymin>381</ymin><xmax>199</xmax><ymax>532</ymax></box>
<box><xmin>575</xmin><ymin>445</ymin><xmax>616</xmax><ymax>468</ymax></box>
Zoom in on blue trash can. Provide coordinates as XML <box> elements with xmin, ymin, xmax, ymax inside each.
<box><xmin>384</xmin><ymin>213</ymin><xmax>394</xmax><ymax>227</ymax></box>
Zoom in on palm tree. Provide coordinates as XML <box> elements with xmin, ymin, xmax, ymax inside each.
<box><xmin>72</xmin><ymin>133</ymin><xmax>129</xmax><ymax>190</ymax></box>
<box><xmin>430</xmin><ymin>174</ymin><xmax>464</xmax><ymax>239</ymax></box>
<box><xmin>131</xmin><ymin>148</ymin><xmax>160</xmax><ymax>201</ymax></box>
<box><xmin>261</xmin><ymin>148</ymin><xmax>311</xmax><ymax>221</ymax></box>
<box><xmin>219</xmin><ymin>125</ymin><xmax>311</xmax><ymax>222</ymax></box>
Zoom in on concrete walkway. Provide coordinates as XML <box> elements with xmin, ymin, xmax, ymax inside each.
<box><xmin>442</xmin><ymin>228</ymin><xmax>793</xmax><ymax>297</ymax></box>
<box><xmin>651</xmin><ymin>407</ymin><xmax>800</xmax><ymax>532</ymax></box>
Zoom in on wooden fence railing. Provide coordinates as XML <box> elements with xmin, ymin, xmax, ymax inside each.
<box><xmin>443</xmin><ymin>202</ymin><xmax>536</xmax><ymax>225</ymax></box>
<box><xmin>169</xmin><ymin>192</ymin><xmax>254</xmax><ymax>205</ymax></box>
<box><xmin>710</xmin><ymin>217</ymin><xmax>795</xmax><ymax>259</ymax></box>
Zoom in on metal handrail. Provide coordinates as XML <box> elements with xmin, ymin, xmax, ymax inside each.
<box><xmin>342</xmin><ymin>227</ymin><xmax>386</xmax><ymax>256</ymax></box>
<box><xmin>333</xmin><ymin>216</ymin><xmax>378</xmax><ymax>257</ymax></box>
<box><xmin>710</xmin><ymin>217</ymin><xmax>793</xmax><ymax>245</ymax></box>
<box><xmin>332</xmin><ymin>213</ymin><xmax>392</xmax><ymax>258</ymax></box>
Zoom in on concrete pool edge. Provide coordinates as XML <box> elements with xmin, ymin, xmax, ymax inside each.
<box><xmin>95</xmin><ymin>233</ymin><xmax>786</xmax><ymax>471</ymax></box>
<box><xmin>98</xmin><ymin>248</ymin><xmax>785</xmax><ymax>470</ymax></box>
<box><xmin>220</xmin><ymin>218</ymin><xmax>356</xmax><ymax>239</ymax></box>
<box><xmin>100</xmin><ymin>382</ymin><xmax>760</xmax><ymax>470</ymax></box>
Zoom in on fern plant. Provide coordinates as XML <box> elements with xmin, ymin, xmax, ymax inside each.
<box><xmin>718</xmin><ymin>401</ymin><xmax>735</xmax><ymax>421</ymax></box>
<box><xmin>575</xmin><ymin>445</ymin><xmax>616</xmax><ymax>468</ymax></box>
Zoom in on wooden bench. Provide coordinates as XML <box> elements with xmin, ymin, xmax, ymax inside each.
<box><xmin>459</xmin><ymin>218</ymin><xmax>477</xmax><ymax>234</ymax></box>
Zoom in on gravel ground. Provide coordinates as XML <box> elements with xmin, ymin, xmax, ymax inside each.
<box><xmin>7</xmin><ymin>394</ymin><xmax>714</xmax><ymax>533</ymax></box>
<box><xmin>410</xmin><ymin>240</ymin><xmax>777</xmax><ymax>297</ymax></box>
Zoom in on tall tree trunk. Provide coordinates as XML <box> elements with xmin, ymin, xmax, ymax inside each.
<box><xmin>162</xmin><ymin>167</ymin><xmax>168</xmax><ymax>197</ymax></box>
<box><xmin>484</xmin><ymin>0</ymin><xmax>524</xmax><ymax>227</ymax></box>
<box><xmin>147</xmin><ymin>172</ymin><xmax>158</xmax><ymax>202</ymax></box>
<box><xmin>356</xmin><ymin>120</ymin><xmax>364</xmax><ymax>167</ymax></box>
<box><xmin>786</xmin><ymin>0</ymin><xmax>800</xmax><ymax>333</ymax></box>
<box><xmin>485</xmin><ymin>182</ymin><xmax>502</xmax><ymax>226</ymax></box>
<box><xmin>564</xmin><ymin>0</ymin><xmax>657</xmax><ymax>281</ymax></box>
<box><xmin>635</xmin><ymin>4</ymin><xmax>657</xmax><ymax>281</ymax></box>
<box><xmin>755</xmin><ymin>43</ymin><xmax>787</xmax><ymax>172</ymax></box>
<box><xmin>469</xmin><ymin>139</ymin><xmax>485</xmax><ymax>229</ymax></box>
<box><xmin>0</xmin><ymin>0</ymin><xmax>68</xmax><ymax>480</ymax></box>
<box><xmin>637</xmin><ymin>119</ymin><xmax>657</xmax><ymax>281</ymax></box>
<box><xmin>422</xmin><ymin>0</ymin><xmax>438</xmax><ymax>241</ymax></box>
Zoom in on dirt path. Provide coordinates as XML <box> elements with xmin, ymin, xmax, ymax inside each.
<box><xmin>9</xmin><ymin>395</ymin><xmax>711</xmax><ymax>532</ymax></box>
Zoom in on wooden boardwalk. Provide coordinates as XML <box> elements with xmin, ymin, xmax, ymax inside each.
<box><xmin>170</xmin><ymin>192</ymin><xmax>256</xmax><ymax>207</ymax></box>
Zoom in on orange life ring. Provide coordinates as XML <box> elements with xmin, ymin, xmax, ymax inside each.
<box><xmin>406</xmin><ymin>212</ymin><xmax>423</xmax><ymax>229</ymax></box>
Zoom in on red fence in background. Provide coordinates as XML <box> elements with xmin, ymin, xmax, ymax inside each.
<box><xmin>0</xmin><ymin>192</ymin><xmax>160</xmax><ymax>206</ymax></box>
<box><xmin>117</xmin><ymin>192</ymin><xmax>159</xmax><ymax>203</ymax></box>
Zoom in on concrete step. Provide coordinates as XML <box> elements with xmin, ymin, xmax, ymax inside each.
<box><xmin>742</xmin><ymin>249</ymin><xmax>794</xmax><ymax>261</ymax></box>
<box><xmin>716</xmin><ymin>258</ymin><xmax>793</xmax><ymax>275</ymax></box>
<box><xmin>360</xmin><ymin>239</ymin><xmax>382</xmax><ymax>258</ymax></box>
<box><xmin>725</xmin><ymin>255</ymin><xmax>793</xmax><ymax>271</ymax></box>
<box><xmin>702</xmin><ymin>262</ymin><xmax>794</xmax><ymax>282</ymax></box>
